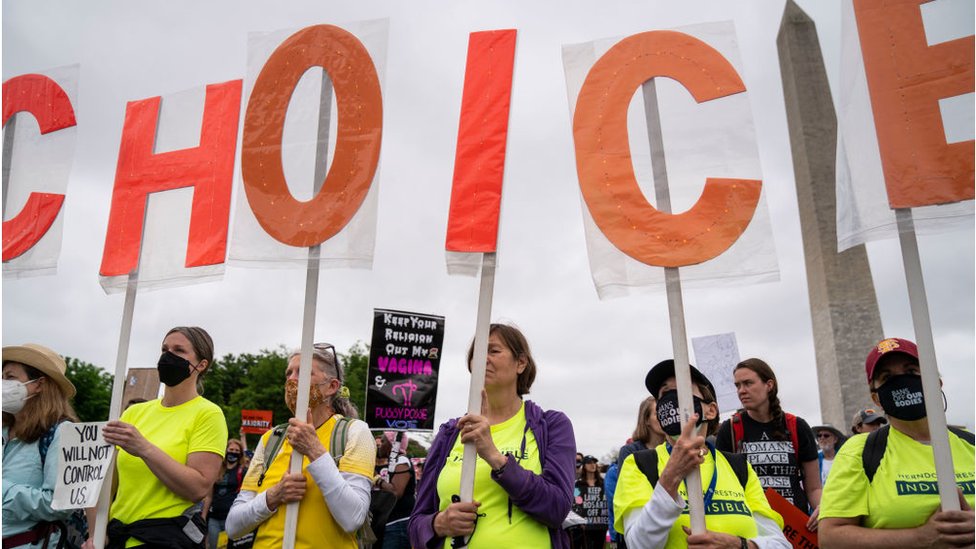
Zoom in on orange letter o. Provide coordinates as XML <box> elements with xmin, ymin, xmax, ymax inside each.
<box><xmin>242</xmin><ymin>25</ymin><xmax>382</xmax><ymax>247</ymax></box>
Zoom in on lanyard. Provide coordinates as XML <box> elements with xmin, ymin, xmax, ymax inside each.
<box><xmin>665</xmin><ymin>441</ymin><xmax>718</xmax><ymax>511</ymax></box>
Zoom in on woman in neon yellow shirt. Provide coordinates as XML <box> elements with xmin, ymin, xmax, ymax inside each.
<box><xmin>613</xmin><ymin>360</ymin><xmax>788</xmax><ymax>549</ymax></box>
<box><xmin>409</xmin><ymin>323</ymin><xmax>577</xmax><ymax>549</ymax></box>
<box><xmin>98</xmin><ymin>326</ymin><xmax>228</xmax><ymax>549</ymax></box>
<box><xmin>819</xmin><ymin>338</ymin><xmax>974</xmax><ymax>548</ymax></box>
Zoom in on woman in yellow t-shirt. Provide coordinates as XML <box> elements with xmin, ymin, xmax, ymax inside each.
<box><xmin>408</xmin><ymin>323</ymin><xmax>577</xmax><ymax>549</ymax></box>
<box><xmin>819</xmin><ymin>338</ymin><xmax>975</xmax><ymax>548</ymax></box>
<box><xmin>98</xmin><ymin>326</ymin><xmax>228</xmax><ymax>549</ymax></box>
<box><xmin>613</xmin><ymin>360</ymin><xmax>788</xmax><ymax>549</ymax></box>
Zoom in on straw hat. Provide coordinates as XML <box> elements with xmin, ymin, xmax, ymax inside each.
<box><xmin>2</xmin><ymin>343</ymin><xmax>76</xmax><ymax>398</ymax></box>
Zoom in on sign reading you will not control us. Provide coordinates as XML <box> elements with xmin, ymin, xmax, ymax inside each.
<box><xmin>52</xmin><ymin>422</ymin><xmax>113</xmax><ymax>509</ymax></box>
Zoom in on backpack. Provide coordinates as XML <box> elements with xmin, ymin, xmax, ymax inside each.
<box><xmin>256</xmin><ymin>416</ymin><xmax>378</xmax><ymax>548</ymax></box>
<box><xmin>632</xmin><ymin>447</ymin><xmax>750</xmax><ymax>493</ymax></box>
<box><xmin>861</xmin><ymin>424</ymin><xmax>975</xmax><ymax>482</ymax></box>
<box><xmin>38</xmin><ymin>423</ymin><xmax>89</xmax><ymax>549</ymax></box>
<box><xmin>730</xmin><ymin>411</ymin><xmax>800</xmax><ymax>460</ymax></box>
<box><xmin>603</xmin><ymin>461</ymin><xmax>621</xmax><ymax>543</ymax></box>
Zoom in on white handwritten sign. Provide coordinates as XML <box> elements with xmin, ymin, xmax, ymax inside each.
<box><xmin>692</xmin><ymin>332</ymin><xmax>741</xmax><ymax>417</ymax></box>
<box><xmin>52</xmin><ymin>422</ymin><xmax>113</xmax><ymax>509</ymax></box>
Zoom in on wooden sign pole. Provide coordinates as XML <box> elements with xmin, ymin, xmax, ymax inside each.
<box><xmin>643</xmin><ymin>79</ymin><xmax>706</xmax><ymax>533</ymax></box>
<box><xmin>895</xmin><ymin>208</ymin><xmax>959</xmax><ymax>511</ymax></box>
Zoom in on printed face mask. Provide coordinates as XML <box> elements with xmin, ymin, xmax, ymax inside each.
<box><xmin>284</xmin><ymin>379</ymin><xmax>330</xmax><ymax>413</ymax></box>
<box><xmin>656</xmin><ymin>390</ymin><xmax>704</xmax><ymax>437</ymax></box>
<box><xmin>2</xmin><ymin>379</ymin><xmax>36</xmax><ymax>414</ymax></box>
<box><xmin>876</xmin><ymin>374</ymin><xmax>926</xmax><ymax>421</ymax></box>
<box><xmin>157</xmin><ymin>351</ymin><xmax>199</xmax><ymax>387</ymax></box>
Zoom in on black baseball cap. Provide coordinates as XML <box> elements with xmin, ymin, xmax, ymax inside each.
<box><xmin>645</xmin><ymin>359</ymin><xmax>715</xmax><ymax>399</ymax></box>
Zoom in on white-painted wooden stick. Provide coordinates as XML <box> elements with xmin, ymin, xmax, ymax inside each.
<box><xmin>643</xmin><ymin>79</ymin><xmax>706</xmax><ymax>533</ymax></box>
<box><xmin>895</xmin><ymin>208</ymin><xmax>959</xmax><ymax>511</ymax></box>
<box><xmin>459</xmin><ymin>252</ymin><xmax>497</xmax><ymax>506</ymax></box>
<box><xmin>93</xmin><ymin>270</ymin><xmax>139</xmax><ymax>549</ymax></box>
<box><xmin>282</xmin><ymin>70</ymin><xmax>333</xmax><ymax>549</ymax></box>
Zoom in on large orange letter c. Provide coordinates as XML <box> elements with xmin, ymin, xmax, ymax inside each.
<box><xmin>573</xmin><ymin>31</ymin><xmax>761</xmax><ymax>268</ymax></box>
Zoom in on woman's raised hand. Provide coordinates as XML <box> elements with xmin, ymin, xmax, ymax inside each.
<box><xmin>658</xmin><ymin>414</ymin><xmax>707</xmax><ymax>499</ymax></box>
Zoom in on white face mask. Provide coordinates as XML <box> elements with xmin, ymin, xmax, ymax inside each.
<box><xmin>2</xmin><ymin>378</ymin><xmax>37</xmax><ymax>414</ymax></box>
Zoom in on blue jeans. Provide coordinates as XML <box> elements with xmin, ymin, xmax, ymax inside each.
<box><xmin>207</xmin><ymin>517</ymin><xmax>226</xmax><ymax>549</ymax></box>
<box><xmin>382</xmin><ymin>519</ymin><xmax>410</xmax><ymax>549</ymax></box>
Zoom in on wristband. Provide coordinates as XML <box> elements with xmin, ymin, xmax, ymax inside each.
<box><xmin>492</xmin><ymin>454</ymin><xmax>510</xmax><ymax>475</ymax></box>
<box><xmin>431</xmin><ymin>511</ymin><xmax>441</xmax><ymax>537</ymax></box>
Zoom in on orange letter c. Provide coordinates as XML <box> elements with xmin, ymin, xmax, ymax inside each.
<box><xmin>573</xmin><ymin>31</ymin><xmax>761</xmax><ymax>268</ymax></box>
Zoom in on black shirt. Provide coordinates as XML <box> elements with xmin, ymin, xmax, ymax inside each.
<box><xmin>715</xmin><ymin>412</ymin><xmax>818</xmax><ymax>511</ymax></box>
<box><xmin>209</xmin><ymin>465</ymin><xmax>243</xmax><ymax>520</ymax></box>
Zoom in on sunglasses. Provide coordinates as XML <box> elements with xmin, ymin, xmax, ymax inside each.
<box><xmin>312</xmin><ymin>343</ymin><xmax>344</xmax><ymax>382</ymax></box>
<box><xmin>816</xmin><ymin>433</ymin><xmax>833</xmax><ymax>439</ymax></box>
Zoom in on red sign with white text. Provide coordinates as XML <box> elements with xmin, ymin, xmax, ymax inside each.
<box><xmin>241</xmin><ymin>409</ymin><xmax>273</xmax><ymax>434</ymax></box>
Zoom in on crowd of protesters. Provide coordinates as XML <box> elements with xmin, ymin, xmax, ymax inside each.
<box><xmin>3</xmin><ymin>328</ymin><xmax>973</xmax><ymax>549</ymax></box>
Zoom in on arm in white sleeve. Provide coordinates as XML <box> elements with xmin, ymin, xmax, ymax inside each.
<box><xmin>306</xmin><ymin>453</ymin><xmax>371</xmax><ymax>533</ymax></box>
<box><xmin>224</xmin><ymin>489</ymin><xmax>275</xmax><ymax>539</ymax></box>
<box><xmin>750</xmin><ymin>514</ymin><xmax>791</xmax><ymax>549</ymax></box>
<box><xmin>623</xmin><ymin>481</ymin><xmax>684</xmax><ymax>549</ymax></box>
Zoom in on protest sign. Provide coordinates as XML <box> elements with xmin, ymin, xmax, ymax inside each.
<box><xmin>52</xmin><ymin>422</ymin><xmax>113</xmax><ymax>510</ymax></box>
<box><xmin>365</xmin><ymin>308</ymin><xmax>444</xmax><ymax>431</ymax></box>
<box><xmin>241</xmin><ymin>409</ymin><xmax>273</xmax><ymax>434</ymax></box>
<box><xmin>764</xmin><ymin>487</ymin><xmax>818</xmax><ymax>549</ymax></box>
<box><xmin>692</xmin><ymin>332</ymin><xmax>740</xmax><ymax>416</ymax></box>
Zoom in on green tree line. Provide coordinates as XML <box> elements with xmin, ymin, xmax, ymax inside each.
<box><xmin>64</xmin><ymin>342</ymin><xmax>426</xmax><ymax>457</ymax></box>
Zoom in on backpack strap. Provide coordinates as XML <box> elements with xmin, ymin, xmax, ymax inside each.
<box><xmin>949</xmin><ymin>426</ymin><xmax>975</xmax><ymax>446</ymax></box>
<box><xmin>632</xmin><ymin>448</ymin><xmax>750</xmax><ymax>492</ymax></box>
<box><xmin>632</xmin><ymin>448</ymin><xmax>661</xmax><ymax>487</ymax></box>
<box><xmin>257</xmin><ymin>423</ymin><xmax>289</xmax><ymax>487</ymax></box>
<box><xmin>37</xmin><ymin>421</ymin><xmax>64</xmax><ymax>466</ymax></box>
<box><xmin>731</xmin><ymin>412</ymin><xmax>744</xmax><ymax>453</ymax></box>
<box><xmin>862</xmin><ymin>425</ymin><xmax>973</xmax><ymax>484</ymax></box>
<box><xmin>718</xmin><ymin>450</ymin><xmax>750</xmax><ymax>490</ymax></box>
<box><xmin>861</xmin><ymin>424</ymin><xmax>890</xmax><ymax>483</ymax></box>
<box><xmin>329</xmin><ymin>415</ymin><xmax>352</xmax><ymax>465</ymax></box>
<box><xmin>784</xmin><ymin>413</ymin><xmax>799</xmax><ymax>461</ymax></box>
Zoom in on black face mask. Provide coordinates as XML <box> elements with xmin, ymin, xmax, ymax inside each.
<box><xmin>157</xmin><ymin>351</ymin><xmax>195</xmax><ymax>387</ymax></box>
<box><xmin>226</xmin><ymin>453</ymin><xmax>241</xmax><ymax>464</ymax></box>
<box><xmin>875</xmin><ymin>374</ymin><xmax>926</xmax><ymax>421</ymax></box>
<box><xmin>656</xmin><ymin>390</ymin><xmax>704</xmax><ymax>437</ymax></box>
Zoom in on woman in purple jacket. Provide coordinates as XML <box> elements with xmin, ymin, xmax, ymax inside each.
<box><xmin>408</xmin><ymin>323</ymin><xmax>576</xmax><ymax>549</ymax></box>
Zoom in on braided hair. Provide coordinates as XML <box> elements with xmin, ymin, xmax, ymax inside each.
<box><xmin>734</xmin><ymin>358</ymin><xmax>788</xmax><ymax>441</ymax></box>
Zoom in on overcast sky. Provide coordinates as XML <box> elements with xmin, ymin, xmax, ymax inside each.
<box><xmin>3</xmin><ymin>0</ymin><xmax>973</xmax><ymax>459</ymax></box>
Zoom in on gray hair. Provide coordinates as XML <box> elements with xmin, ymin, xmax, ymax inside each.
<box><xmin>288</xmin><ymin>344</ymin><xmax>358</xmax><ymax>419</ymax></box>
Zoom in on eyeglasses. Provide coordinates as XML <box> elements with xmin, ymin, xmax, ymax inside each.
<box><xmin>816</xmin><ymin>433</ymin><xmax>833</xmax><ymax>439</ymax></box>
<box><xmin>312</xmin><ymin>342</ymin><xmax>344</xmax><ymax>382</ymax></box>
